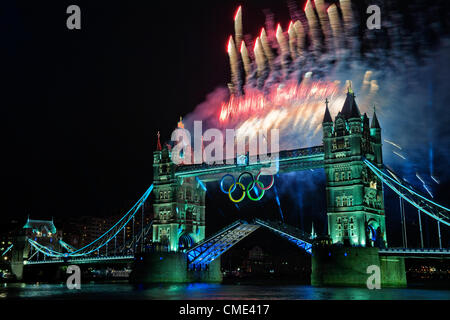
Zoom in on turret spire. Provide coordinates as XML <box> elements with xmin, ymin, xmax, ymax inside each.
<box><xmin>156</xmin><ymin>131</ymin><xmax>162</xmax><ymax>151</ymax></box>
<box><xmin>371</xmin><ymin>106</ymin><xmax>381</xmax><ymax>128</ymax></box>
<box><xmin>323</xmin><ymin>98</ymin><xmax>333</xmax><ymax>123</ymax></box>
<box><xmin>340</xmin><ymin>89</ymin><xmax>360</xmax><ymax>119</ymax></box>
<box><xmin>177</xmin><ymin>116</ymin><xmax>184</xmax><ymax>129</ymax></box>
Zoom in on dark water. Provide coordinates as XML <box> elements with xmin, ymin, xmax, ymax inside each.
<box><xmin>1</xmin><ymin>282</ymin><xmax>449</xmax><ymax>300</ymax></box>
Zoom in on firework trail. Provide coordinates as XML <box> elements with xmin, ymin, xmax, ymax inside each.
<box><xmin>181</xmin><ymin>0</ymin><xmax>450</xmax><ymax>191</ymax></box>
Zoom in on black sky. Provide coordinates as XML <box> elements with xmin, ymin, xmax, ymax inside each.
<box><xmin>0</xmin><ymin>0</ymin><xmax>261</xmax><ymax>220</ymax></box>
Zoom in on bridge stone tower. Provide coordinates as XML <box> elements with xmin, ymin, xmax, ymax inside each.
<box><xmin>322</xmin><ymin>91</ymin><xmax>386</xmax><ymax>248</ymax></box>
<box><xmin>152</xmin><ymin>133</ymin><xmax>206</xmax><ymax>252</ymax></box>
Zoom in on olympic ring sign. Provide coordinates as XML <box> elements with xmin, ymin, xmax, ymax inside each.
<box><xmin>220</xmin><ymin>171</ymin><xmax>275</xmax><ymax>203</ymax></box>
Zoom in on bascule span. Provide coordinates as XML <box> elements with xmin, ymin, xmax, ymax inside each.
<box><xmin>129</xmin><ymin>219</ymin><xmax>313</xmax><ymax>284</ymax></box>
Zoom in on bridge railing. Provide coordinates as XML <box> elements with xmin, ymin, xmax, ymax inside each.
<box><xmin>186</xmin><ymin>220</ymin><xmax>260</xmax><ymax>269</ymax></box>
<box><xmin>364</xmin><ymin>159</ymin><xmax>450</xmax><ymax>227</ymax></box>
<box><xmin>253</xmin><ymin>218</ymin><xmax>313</xmax><ymax>254</ymax></box>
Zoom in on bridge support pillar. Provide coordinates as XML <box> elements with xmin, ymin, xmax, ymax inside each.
<box><xmin>10</xmin><ymin>235</ymin><xmax>28</xmax><ymax>281</ymax></box>
<box><xmin>129</xmin><ymin>252</ymin><xmax>222</xmax><ymax>284</ymax></box>
<box><xmin>311</xmin><ymin>246</ymin><xmax>406</xmax><ymax>287</ymax></box>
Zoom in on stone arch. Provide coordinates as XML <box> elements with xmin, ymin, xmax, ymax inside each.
<box><xmin>178</xmin><ymin>233</ymin><xmax>194</xmax><ymax>250</ymax></box>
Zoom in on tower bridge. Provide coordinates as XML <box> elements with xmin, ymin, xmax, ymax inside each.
<box><xmin>5</xmin><ymin>90</ymin><xmax>450</xmax><ymax>286</ymax></box>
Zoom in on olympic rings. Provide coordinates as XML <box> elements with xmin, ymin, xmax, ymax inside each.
<box><xmin>228</xmin><ymin>182</ymin><xmax>246</xmax><ymax>203</ymax></box>
<box><xmin>255</xmin><ymin>171</ymin><xmax>275</xmax><ymax>190</ymax></box>
<box><xmin>220</xmin><ymin>170</ymin><xmax>275</xmax><ymax>202</ymax></box>
<box><xmin>247</xmin><ymin>180</ymin><xmax>265</xmax><ymax>201</ymax></box>
<box><xmin>220</xmin><ymin>174</ymin><xmax>236</xmax><ymax>194</ymax></box>
<box><xmin>238</xmin><ymin>171</ymin><xmax>255</xmax><ymax>191</ymax></box>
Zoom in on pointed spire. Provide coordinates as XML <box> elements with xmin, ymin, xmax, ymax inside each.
<box><xmin>177</xmin><ymin>116</ymin><xmax>184</xmax><ymax>129</ymax></box>
<box><xmin>340</xmin><ymin>89</ymin><xmax>361</xmax><ymax>119</ymax></box>
<box><xmin>156</xmin><ymin>131</ymin><xmax>162</xmax><ymax>151</ymax></box>
<box><xmin>371</xmin><ymin>106</ymin><xmax>381</xmax><ymax>128</ymax></box>
<box><xmin>323</xmin><ymin>98</ymin><xmax>333</xmax><ymax>123</ymax></box>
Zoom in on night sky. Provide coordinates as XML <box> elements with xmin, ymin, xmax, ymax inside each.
<box><xmin>0</xmin><ymin>0</ymin><xmax>246</xmax><ymax>219</ymax></box>
<box><xmin>0</xmin><ymin>1</ymin><xmax>448</xmax><ymax>247</ymax></box>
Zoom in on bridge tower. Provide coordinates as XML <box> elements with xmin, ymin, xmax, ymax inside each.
<box><xmin>130</xmin><ymin>133</ymin><xmax>219</xmax><ymax>284</ymax></box>
<box><xmin>322</xmin><ymin>91</ymin><xmax>386</xmax><ymax>248</ymax></box>
<box><xmin>151</xmin><ymin>133</ymin><xmax>205</xmax><ymax>252</ymax></box>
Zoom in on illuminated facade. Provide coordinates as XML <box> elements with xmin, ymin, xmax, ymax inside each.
<box><xmin>23</xmin><ymin>218</ymin><xmax>62</xmax><ymax>250</ymax></box>
<box><xmin>322</xmin><ymin>91</ymin><xmax>386</xmax><ymax>247</ymax></box>
<box><xmin>152</xmin><ymin>142</ymin><xmax>205</xmax><ymax>252</ymax></box>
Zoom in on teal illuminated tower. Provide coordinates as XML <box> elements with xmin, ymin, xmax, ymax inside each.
<box><xmin>322</xmin><ymin>91</ymin><xmax>386</xmax><ymax>248</ymax></box>
<box><xmin>151</xmin><ymin>133</ymin><xmax>205</xmax><ymax>252</ymax></box>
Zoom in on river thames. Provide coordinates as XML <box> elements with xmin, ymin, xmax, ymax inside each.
<box><xmin>1</xmin><ymin>282</ymin><xmax>449</xmax><ymax>300</ymax></box>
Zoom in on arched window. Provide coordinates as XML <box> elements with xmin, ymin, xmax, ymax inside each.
<box><xmin>342</xmin><ymin>196</ymin><xmax>347</xmax><ymax>207</ymax></box>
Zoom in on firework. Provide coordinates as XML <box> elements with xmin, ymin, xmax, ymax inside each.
<box><xmin>240</xmin><ymin>41</ymin><xmax>251</xmax><ymax>78</ymax></box>
<box><xmin>260</xmin><ymin>28</ymin><xmax>274</xmax><ymax>65</ymax></box>
<box><xmin>288</xmin><ymin>22</ymin><xmax>297</xmax><ymax>59</ymax></box>
<box><xmin>304</xmin><ymin>0</ymin><xmax>321</xmax><ymax>52</ymax></box>
<box><xmin>315</xmin><ymin>0</ymin><xmax>331</xmax><ymax>48</ymax></box>
<box><xmin>339</xmin><ymin>0</ymin><xmax>354</xmax><ymax>34</ymax></box>
<box><xmin>327</xmin><ymin>4</ymin><xmax>342</xmax><ymax>51</ymax></box>
<box><xmin>227</xmin><ymin>35</ymin><xmax>239</xmax><ymax>94</ymax></box>
<box><xmin>293</xmin><ymin>20</ymin><xmax>305</xmax><ymax>55</ymax></box>
<box><xmin>253</xmin><ymin>37</ymin><xmax>266</xmax><ymax>77</ymax></box>
<box><xmin>234</xmin><ymin>6</ymin><xmax>243</xmax><ymax>49</ymax></box>
<box><xmin>362</xmin><ymin>71</ymin><xmax>373</xmax><ymax>91</ymax></box>
<box><xmin>430</xmin><ymin>175</ymin><xmax>440</xmax><ymax>184</ymax></box>
<box><xmin>393</xmin><ymin>151</ymin><xmax>406</xmax><ymax>160</ymax></box>
<box><xmin>384</xmin><ymin>139</ymin><xmax>402</xmax><ymax>150</ymax></box>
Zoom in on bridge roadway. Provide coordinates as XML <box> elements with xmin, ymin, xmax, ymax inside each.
<box><xmin>24</xmin><ymin>255</ymin><xmax>134</xmax><ymax>265</ymax></box>
<box><xmin>24</xmin><ymin>218</ymin><xmax>449</xmax><ymax>267</ymax></box>
<box><xmin>174</xmin><ymin>145</ymin><xmax>325</xmax><ymax>182</ymax></box>
<box><xmin>379</xmin><ymin>248</ymin><xmax>450</xmax><ymax>258</ymax></box>
<box><xmin>24</xmin><ymin>247</ymin><xmax>450</xmax><ymax>267</ymax></box>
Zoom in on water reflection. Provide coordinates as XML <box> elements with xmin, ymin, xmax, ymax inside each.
<box><xmin>0</xmin><ymin>283</ymin><xmax>448</xmax><ymax>300</ymax></box>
